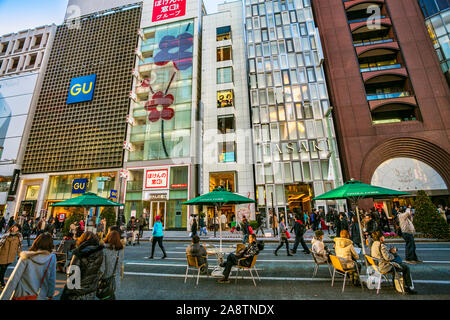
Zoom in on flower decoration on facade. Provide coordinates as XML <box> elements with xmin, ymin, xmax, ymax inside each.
<box><xmin>144</xmin><ymin>91</ymin><xmax>175</xmax><ymax>122</ymax></box>
<box><xmin>153</xmin><ymin>32</ymin><xmax>193</xmax><ymax>71</ymax></box>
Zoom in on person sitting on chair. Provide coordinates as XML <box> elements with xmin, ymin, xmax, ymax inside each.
<box><xmin>371</xmin><ymin>231</ymin><xmax>417</xmax><ymax>295</ymax></box>
<box><xmin>334</xmin><ymin>230</ymin><xmax>361</xmax><ymax>286</ymax></box>
<box><xmin>218</xmin><ymin>234</ymin><xmax>259</xmax><ymax>284</ymax></box>
<box><xmin>186</xmin><ymin>235</ymin><xmax>208</xmax><ymax>274</ymax></box>
<box><xmin>311</xmin><ymin>230</ymin><xmax>330</xmax><ymax>263</ymax></box>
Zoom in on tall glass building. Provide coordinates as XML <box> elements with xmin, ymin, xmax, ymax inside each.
<box><xmin>418</xmin><ymin>0</ymin><xmax>450</xmax><ymax>83</ymax></box>
<box><xmin>244</xmin><ymin>0</ymin><xmax>343</xmax><ymax>220</ymax></box>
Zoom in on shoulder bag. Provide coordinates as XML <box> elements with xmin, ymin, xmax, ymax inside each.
<box><xmin>12</xmin><ymin>255</ymin><xmax>53</xmax><ymax>300</ymax></box>
<box><xmin>96</xmin><ymin>251</ymin><xmax>120</xmax><ymax>300</ymax></box>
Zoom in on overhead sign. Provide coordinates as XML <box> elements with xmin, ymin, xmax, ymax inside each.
<box><xmin>67</xmin><ymin>74</ymin><xmax>97</xmax><ymax>104</ymax></box>
<box><xmin>110</xmin><ymin>189</ymin><xmax>118</xmax><ymax>199</ymax></box>
<box><xmin>58</xmin><ymin>213</ymin><xmax>66</xmax><ymax>222</ymax></box>
<box><xmin>145</xmin><ymin>168</ymin><xmax>169</xmax><ymax>189</ymax></box>
<box><xmin>72</xmin><ymin>178</ymin><xmax>88</xmax><ymax>194</ymax></box>
<box><xmin>8</xmin><ymin>169</ymin><xmax>20</xmax><ymax>196</ymax></box>
<box><xmin>152</xmin><ymin>0</ymin><xmax>186</xmax><ymax>22</ymax></box>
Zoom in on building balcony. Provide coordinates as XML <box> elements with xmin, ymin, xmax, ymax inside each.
<box><xmin>344</xmin><ymin>0</ymin><xmax>384</xmax><ymax>10</ymax></box>
<box><xmin>355</xmin><ymin>40</ymin><xmax>399</xmax><ymax>56</ymax></box>
<box><xmin>368</xmin><ymin>95</ymin><xmax>417</xmax><ymax>111</ymax></box>
<box><xmin>367</xmin><ymin>91</ymin><xmax>411</xmax><ymax>101</ymax></box>
<box><xmin>361</xmin><ymin>66</ymin><xmax>407</xmax><ymax>82</ymax></box>
<box><xmin>349</xmin><ymin>17</ymin><xmax>391</xmax><ymax>32</ymax></box>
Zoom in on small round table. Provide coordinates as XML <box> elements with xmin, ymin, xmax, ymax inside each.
<box><xmin>206</xmin><ymin>247</ymin><xmax>236</xmax><ymax>278</ymax></box>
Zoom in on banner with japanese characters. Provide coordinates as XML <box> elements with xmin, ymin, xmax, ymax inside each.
<box><xmin>152</xmin><ymin>0</ymin><xmax>186</xmax><ymax>22</ymax></box>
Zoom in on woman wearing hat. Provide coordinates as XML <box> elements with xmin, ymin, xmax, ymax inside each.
<box><xmin>148</xmin><ymin>216</ymin><xmax>167</xmax><ymax>259</ymax></box>
<box><xmin>0</xmin><ymin>223</ymin><xmax>23</xmax><ymax>289</ymax></box>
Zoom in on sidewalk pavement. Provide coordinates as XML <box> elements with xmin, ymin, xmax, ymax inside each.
<box><xmin>138</xmin><ymin>229</ymin><xmax>443</xmax><ymax>243</ymax></box>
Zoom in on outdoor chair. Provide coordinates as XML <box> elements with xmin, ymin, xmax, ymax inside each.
<box><xmin>329</xmin><ymin>254</ymin><xmax>363</xmax><ymax>293</ymax></box>
<box><xmin>185</xmin><ymin>254</ymin><xmax>208</xmax><ymax>286</ymax></box>
<box><xmin>365</xmin><ymin>254</ymin><xmax>395</xmax><ymax>294</ymax></box>
<box><xmin>311</xmin><ymin>251</ymin><xmax>332</xmax><ymax>278</ymax></box>
<box><xmin>235</xmin><ymin>255</ymin><xmax>260</xmax><ymax>287</ymax></box>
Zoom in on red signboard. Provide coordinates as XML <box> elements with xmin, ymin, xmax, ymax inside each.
<box><xmin>58</xmin><ymin>213</ymin><xmax>66</xmax><ymax>222</ymax></box>
<box><xmin>152</xmin><ymin>0</ymin><xmax>186</xmax><ymax>22</ymax></box>
<box><xmin>145</xmin><ymin>169</ymin><xmax>169</xmax><ymax>189</ymax></box>
<box><xmin>171</xmin><ymin>184</ymin><xmax>187</xmax><ymax>188</ymax></box>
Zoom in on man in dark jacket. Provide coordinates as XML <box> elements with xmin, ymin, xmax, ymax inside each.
<box><xmin>126</xmin><ymin>217</ymin><xmax>139</xmax><ymax>246</ymax></box>
<box><xmin>21</xmin><ymin>219</ymin><xmax>33</xmax><ymax>247</ymax></box>
<box><xmin>364</xmin><ymin>214</ymin><xmax>378</xmax><ymax>249</ymax></box>
<box><xmin>186</xmin><ymin>235</ymin><xmax>208</xmax><ymax>274</ymax></box>
<box><xmin>290</xmin><ymin>216</ymin><xmax>311</xmax><ymax>254</ymax></box>
<box><xmin>255</xmin><ymin>211</ymin><xmax>265</xmax><ymax>236</ymax></box>
<box><xmin>218</xmin><ymin>233</ymin><xmax>259</xmax><ymax>284</ymax></box>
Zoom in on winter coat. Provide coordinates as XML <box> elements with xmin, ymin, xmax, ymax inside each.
<box><xmin>0</xmin><ymin>251</ymin><xmax>56</xmax><ymax>300</ymax></box>
<box><xmin>371</xmin><ymin>240</ymin><xmax>395</xmax><ymax>274</ymax></box>
<box><xmin>293</xmin><ymin>220</ymin><xmax>305</xmax><ymax>238</ymax></box>
<box><xmin>350</xmin><ymin>222</ymin><xmax>361</xmax><ymax>246</ymax></box>
<box><xmin>334</xmin><ymin>237</ymin><xmax>359</xmax><ymax>269</ymax></box>
<box><xmin>311</xmin><ymin>237</ymin><xmax>328</xmax><ymax>263</ymax></box>
<box><xmin>398</xmin><ymin>211</ymin><xmax>415</xmax><ymax>234</ymax></box>
<box><xmin>100</xmin><ymin>244</ymin><xmax>123</xmax><ymax>291</ymax></box>
<box><xmin>127</xmin><ymin>220</ymin><xmax>139</xmax><ymax>232</ymax></box>
<box><xmin>61</xmin><ymin>238</ymin><xmax>104</xmax><ymax>299</ymax></box>
<box><xmin>186</xmin><ymin>243</ymin><xmax>208</xmax><ymax>267</ymax></box>
<box><xmin>22</xmin><ymin>222</ymin><xmax>33</xmax><ymax>236</ymax></box>
<box><xmin>0</xmin><ymin>233</ymin><xmax>22</xmax><ymax>264</ymax></box>
<box><xmin>279</xmin><ymin>222</ymin><xmax>287</xmax><ymax>241</ymax></box>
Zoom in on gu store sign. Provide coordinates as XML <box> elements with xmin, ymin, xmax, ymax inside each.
<box><xmin>145</xmin><ymin>169</ymin><xmax>169</xmax><ymax>189</ymax></box>
<box><xmin>152</xmin><ymin>0</ymin><xmax>186</xmax><ymax>22</ymax></box>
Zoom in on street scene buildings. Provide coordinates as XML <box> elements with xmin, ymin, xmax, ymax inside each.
<box><xmin>0</xmin><ymin>0</ymin><xmax>448</xmax><ymax>302</ymax></box>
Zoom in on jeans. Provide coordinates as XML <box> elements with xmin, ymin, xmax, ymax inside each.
<box><xmin>275</xmin><ymin>238</ymin><xmax>290</xmax><ymax>255</ymax></box>
<box><xmin>150</xmin><ymin>236</ymin><xmax>166</xmax><ymax>257</ymax></box>
<box><xmin>222</xmin><ymin>253</ymin><xmax>239</xmax><ymax>280</ymax></box>
<box><xmin>292</xmin><ymin>236</ymin><xmax>310</xmax><ymax>253</ymax></box>
<box><xmin>402</xmin><ymin>233</ymin><xmax>418</xmax><ymax>261</ymax></box>
<box><xmin>242</xmin><ymin>233</ymin><xmax>249</xmax><ymax>244</ymax></box>
<box><xmin>199</xmin><ymin>227</ymin><xmax>207</xmax><ymax>236</ymax></box>
<box><xmin>0</xmin><ymin>263</ymin><xmax>10</xmax><ymax>286</ymax></box>
<box><xmin>393</xmin><ymin>262</ymin><xmax>413</xmax><ymax>288</ymax></box>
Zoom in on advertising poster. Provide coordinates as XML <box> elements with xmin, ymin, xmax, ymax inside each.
<box><xmin>152</xmin><ymin>0</ymin><xmax>186</xmax><ymax>22</ymax></box>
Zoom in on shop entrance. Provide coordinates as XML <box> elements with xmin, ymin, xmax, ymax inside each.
<box><xmin>285</xmin><ymin>184</ymin><xmax>313</xmax><ymax>217</ymax></box>
<box><xmin>150</xmin><ymin>201</ymin><xmax>166</xmax><ymax>229</ymax></box>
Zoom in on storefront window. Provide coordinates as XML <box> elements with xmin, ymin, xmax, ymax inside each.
<box><xmin>210</xmin><ymin>172</ymin><xmax>235</xmax><ymax>192</ymax></box>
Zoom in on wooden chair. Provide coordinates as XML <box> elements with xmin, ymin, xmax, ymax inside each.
<box><xmin>365</xmin><ymin>255</ymin><xmax>394</xmax><ymax>294</ymax></box>
<box><xmin>235</xmin><ymin>255</ymin><xmax>260</xmax><ymax>287</ymax></box>
<box><xmin>311</xmin><ymin>251</ymin><xmax>332</xmax><ymax>278</ymax></box>
<box><xmin>329</xmin><ymin>255</ymin><xmax>363</xmax><ymax>293</ymax></box>
<box><xmin>185</xmin><ymin>254</ymin><xmax>208</xmax><ymax>286</ymax></box>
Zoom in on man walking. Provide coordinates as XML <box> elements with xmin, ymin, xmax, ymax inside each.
<box><xmin>290</xmin><ymin>215</ymin><xmax>311</xmax><ymax>255</ymax></box>
<box><xmin>255</xmin><ymin>211</ymin><xmax>265</xmax><ymax>236</ymax></box>
<box><xmin>398</xmin><ymin>207</ymin><xmax>422</xmax><ymax>264</ymax></box>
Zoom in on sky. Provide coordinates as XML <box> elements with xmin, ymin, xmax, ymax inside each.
<box><xmin>0</xmin><ymin>0</ymin><xmax>223</xmax><ymax>36</ymax></box>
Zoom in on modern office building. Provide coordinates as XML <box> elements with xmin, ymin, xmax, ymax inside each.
<box><xmin>312</xmin><ymin>0</ymin><xmax>450</xmax><ymax>210</ymax></box>
<box><xmin>0</xmin><ymin>25</ymin><xmax>56</xmax><ymax>219</ymax></box>
<box><xmin>122</xmin><ymin>0</ymin><xmax>205</xmax><ymax>230</ymax></box>
<box><xmin>417</xmin><ymin>0</ymin><xmax>450</xmax><ymax>84</ymax></box>
<box><xmin>13</xmin><ymin>3</ymin><xmax>142</xmax><ymax>220</ymax></box>
<box><xmin>201</xmin><ymin>1</ymin><xmax>256</xmax><ymax>225</ymax></box>
<box><xmin>244</xmin><ymin>0</ymin><xmax>343</xmax><ymax>221</ymax></box>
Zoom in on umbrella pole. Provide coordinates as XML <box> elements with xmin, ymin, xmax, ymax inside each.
<box><xmin>218</xmin><ymin>203</ymin><xmax>222</xmax><ymax>251</ymax></box>
<box><xmin>355</xmin><ymin>203</ymin><xmax>368</xmax><ymax>267</ymax></box>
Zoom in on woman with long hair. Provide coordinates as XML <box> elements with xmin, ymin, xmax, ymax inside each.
<box><xmin>99</xmin><ymin>230</ymin><xmax>124</xmax><ymax>300</ymax></box>
<box><xmin>60</xmin><ymin>231</ymin><xmax>103</xmax><ymax>300</ymax></box>
<box><xmin>0</xmin><ymin>233</ymin><xmax>56</xmax><ymax>300</ymax></box>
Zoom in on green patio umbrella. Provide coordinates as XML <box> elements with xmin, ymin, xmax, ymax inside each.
<box><xmin>50</xmin><ymin>192</ymin><xmax>123</xmax><ymax>229</ymax></box>
<box><xmin>182</xmin><ymin>187</ymin><xmax>256</xmax><ymax>249</ymax></box>
<box><xmin>313</xmin><ymin>179</ymin><xmax>411</xmax><ymax>259</ymax></box>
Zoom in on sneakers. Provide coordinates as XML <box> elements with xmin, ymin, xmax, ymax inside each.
<box><xmin>290</xmin><ymin>250</ymin><xmax>296</xmax><ymax>255</ymax></box>
<box><xmin>218</xmin><ymin>278</ymin><xmax>230</xmax><ymax>284</ymax></box>
<box><xmin>162</xmin><ymin>255</ymin><xmax>167</xmax><ymax>259</ymax></box>
<box><xmin>274</xmin><ymin>250</ymin><xmax>278</xmax><ymax>256</ymax></box>
<box><xmin>303</xmin><ymin>250</ymin><xmax>311</xmax><ymax>255</ymax></box>
<box><xmin>287</xmin><ymin>253</ymin><xmax>293</xmax><ymax>256</ymax></box>
<box><xmin>147</xmin><ymin>256</ymin><xmax>154</xmax><ymax>259</ymax></box>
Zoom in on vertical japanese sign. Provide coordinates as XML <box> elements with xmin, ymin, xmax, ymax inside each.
<box><xmin>152</xmin><ymin>0</ymin><xmax>186</xmax><ymax>22</ymax></box>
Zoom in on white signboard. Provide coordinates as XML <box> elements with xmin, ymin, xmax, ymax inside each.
<box><xmin>144</xmin><ymin>168</ymin><xmax>169</xmax><ymax>189</ymax></box>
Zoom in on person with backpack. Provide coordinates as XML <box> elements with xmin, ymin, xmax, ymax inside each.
<box><xmin>98</xmin><ymin>230</ymin><xmax>123</xmax><ymax>300</ymax></box>
<box><xmin>290</xmin><ymin>215</ymin><xmax>311</xmax><ymax>255</ymax></box>
<box><xmin>0</xmin><ymin>233</ymin><xmax>56</xmax><ymax>300</ymax></box>
<box><xmin>0</xmin><ymin>224</ymin><xmax>23</xmax><ymax>289</ymax></box>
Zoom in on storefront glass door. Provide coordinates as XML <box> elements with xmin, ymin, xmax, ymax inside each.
<box><xmin>151</xmin><ymin>201</ymin><xmax>166</xmax><ymax>229</ymax></box>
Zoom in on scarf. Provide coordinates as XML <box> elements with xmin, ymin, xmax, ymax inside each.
<box><xmin>0</xmin><ymin>232</ymin><xmax>23</xmax><ymax>251</ymax></box>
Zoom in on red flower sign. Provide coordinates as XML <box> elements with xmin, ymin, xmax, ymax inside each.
<box><xmin>144</xmin><ymin>91</ymin><xmax>174</xmax><ymax>122</ymax></box>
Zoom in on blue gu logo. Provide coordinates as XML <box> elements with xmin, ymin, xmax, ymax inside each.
<box><xmin>67</xmin><ymin>74</ymin><xmax>97</xmax><ymax>104</ymax></box>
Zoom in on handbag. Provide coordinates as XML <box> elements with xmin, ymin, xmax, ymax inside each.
<box><xmin>285</xmin><ymin>230</ymin><xmax>291</xmax><ymax>239</ymax></box>
<box><xmin>96</xmin><ymin>252</ymin><xmax>119</xmax><ymax>300</ymax></box>
<box><xmin>248</xmin><ymin>226</ymin><xmax>254</xmax><ymax>235</ymax></box>
<box><xmin>12</xmin><ymin>255</ymin><xmax>53</xmax><ymax>300</ymax></box>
